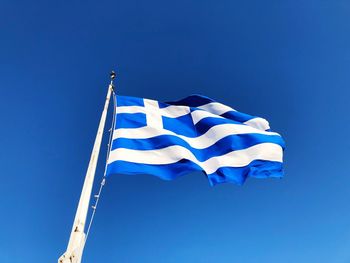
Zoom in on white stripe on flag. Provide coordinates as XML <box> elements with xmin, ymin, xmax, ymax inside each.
<box><xmin>197</xmin><ymin>102</ymin><xmax>236</xmax><ymax>114</ymax></box>
<box><xmin>116</xmin><ymin>102</ymin><xmax>232</xmax><ymax>118</ymax></box>
<box><xmin>108</xmin><ymin>143</ymin><xmax>283</xmax><ymax>174</ymax></box>
<box><xmin>116</xmin><ymin>104</ymin><xmax>270</xmax><ymax>130</ymax></box>
<box><xmin>244</xmin><ymin>118</ymin><xmax>270</xmax><ymax>130</ymax></box>
<box><xmin>112</xmin><ymin>124</ymin><xmax>280</xmax><ymax>149</ymax></box>
<box><xmin>116</xmin><ymin>103</ymin><xmax>190</xmax><ymax>118</ymax></box>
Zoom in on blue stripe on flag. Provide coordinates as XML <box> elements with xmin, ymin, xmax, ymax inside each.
<box><xmin>166</xmin><ymin>94</ymin><xmax>261</xmax><ymax>123</ymax></box>
<box><xmin>221</xmin><ymin>111</ymin><xmax>257</xmax><ymax>124</ymax></box>
<box><xmin>165</xmin><ymin>94</ymin><xmax>214</xmax><ymax>107</ymax></box>
<box><xmin>117</xmin><ymin>95</ymin><xmax>144</xmax><ymax>107</ymax></box>
<box><xmin>106</xmin><ymin>159</ymin><xmax>283</xmax><ymax>186</ymax></box>
<box><xmin>162</xmin><ymin>114</ymin><xmax>197</xmax><ymax>137</ymax></box>
<box><xmin>115</xmin><ymin>113</ymin><xmax>147</xmax><ymax>129</ymax></box>
<box><xmin>113</xmin><ymin>111</ymin><xmax>265</xmax><ymax>138</ymax></box>
<box><xmin>207</xmin><ymin>160</ymin><xmax>283</xmax><ymax>185</ymax></box>
<box><xmin>111</xmin><ymin>134</ymin><xmax>284</xmax><ymax>162</ymax></box>
<box><xmin>194</xmin><ymin>117</ymin><xmax>252</xmax><ymax>136</ymax></box>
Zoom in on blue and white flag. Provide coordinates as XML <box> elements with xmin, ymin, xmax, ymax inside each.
<box><xmin>106</xmin><ymin>95</ymin><xmax>285</xmax><ymax>185</ymax></box>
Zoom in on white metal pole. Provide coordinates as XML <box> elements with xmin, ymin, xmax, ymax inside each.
<box><xmin>58</xmin><ymin>72</ymin><xmax>116</xmax><ymax>263</ymax></box>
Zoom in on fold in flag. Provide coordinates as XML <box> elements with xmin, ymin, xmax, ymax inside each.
<box><xmin>106</xmin><ymin>95</ymin><xmax>285</xmax><ymax>185</ymax></box>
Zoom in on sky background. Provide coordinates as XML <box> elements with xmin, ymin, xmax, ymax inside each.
<box><xmin>1</xmin><ymin>1</ymin><xmax>350</xmax><ymax>262</ymax></box>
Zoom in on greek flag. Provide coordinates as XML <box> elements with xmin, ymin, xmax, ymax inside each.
<box><xmin>106</xmin><ymin>95</ymin><xmax>285</xmax><ymax>185</ymax></box>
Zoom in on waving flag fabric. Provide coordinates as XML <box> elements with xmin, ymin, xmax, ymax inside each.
<box><xmin>106</xmin><ymin>95</ymin><xmax>285</xmax><ymax>185</ymax></box>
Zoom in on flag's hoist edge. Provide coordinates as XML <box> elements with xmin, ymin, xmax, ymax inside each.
<box><xmin>106</xmin><ymin>94</ymin><xmax>285</xmax><ymax>185</ymax></box>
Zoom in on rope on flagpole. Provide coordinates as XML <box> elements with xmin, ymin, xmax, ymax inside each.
<box><xmin>85</xmin><ymin>71</ymin><xmax>117</xmax><ymax>241</ymax></box>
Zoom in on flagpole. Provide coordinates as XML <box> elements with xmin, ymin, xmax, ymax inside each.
<box><xmin>58</xmin><ymin>71</ymin><xmax>116</xmax><ymax>263</ymax></box>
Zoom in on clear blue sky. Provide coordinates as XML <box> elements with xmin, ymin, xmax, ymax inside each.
<box><xmin>1</xmin><ymin>1</ymin><xmax>350</xmax><ymax>262</ymax></box>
